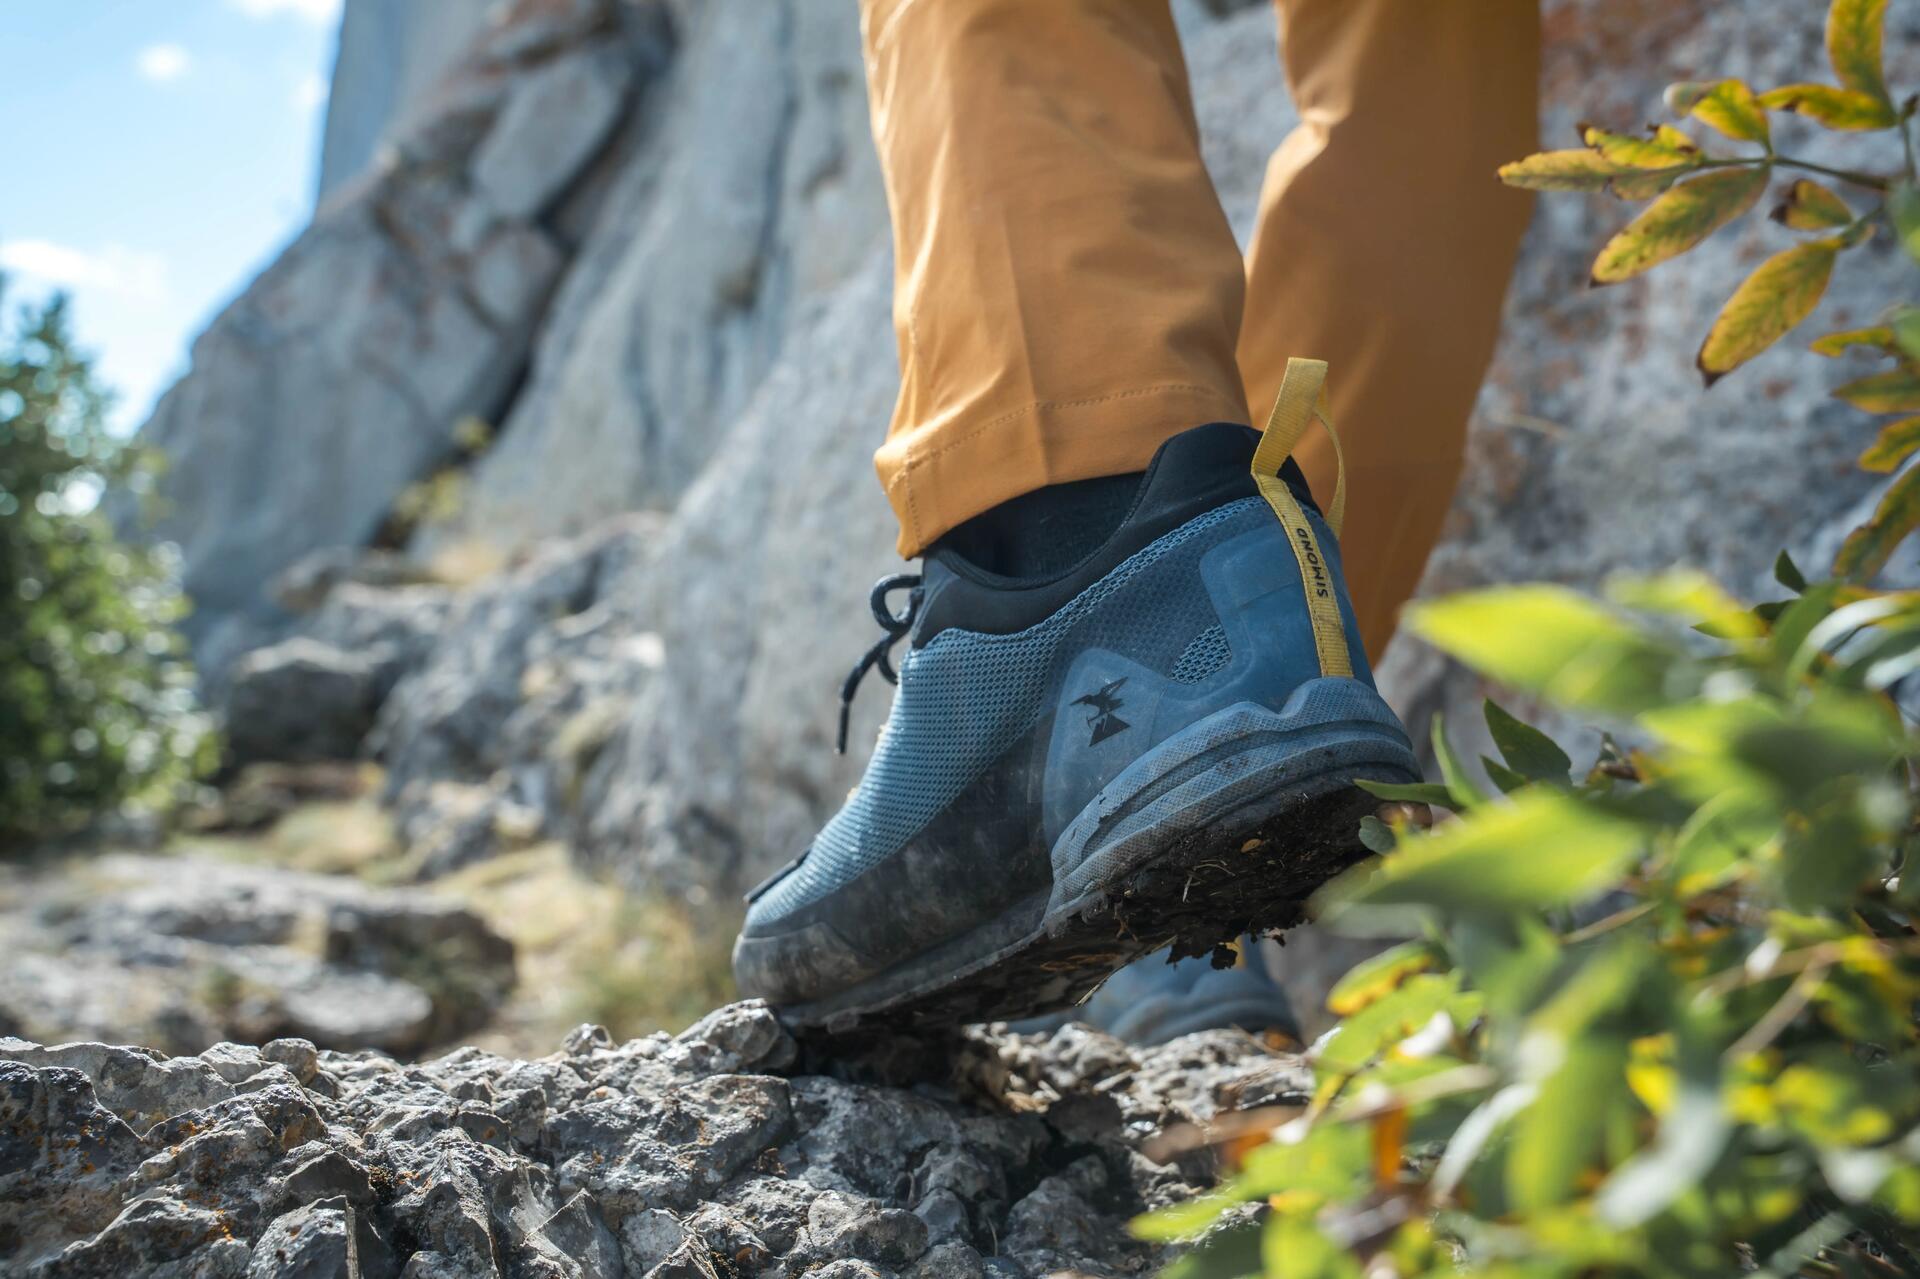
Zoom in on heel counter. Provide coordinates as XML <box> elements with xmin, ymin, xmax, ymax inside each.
<box><xmin>1201</xmin><ymin>511</ymin><xmax>1376</xmax><ymax>700</ymax></box>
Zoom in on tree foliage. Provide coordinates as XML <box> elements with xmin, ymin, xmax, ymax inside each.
<box><xmin>1144</xmin><ymin>5</ymin><xmax>1920</xmax><ymax>1274</ymax></box>
<box><xmin>0</xmin><ymin>280</ymin><xmax>212</xmax><ymax>841</ymax></box>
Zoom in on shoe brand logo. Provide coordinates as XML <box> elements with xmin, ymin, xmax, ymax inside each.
<box><xmin>1292</xmin><ymin>525</ymin><xmax>1332</xmax><ymax>599</ymax></box>
<box><xmin>1071</xmin><ymin>677</ymin><xmax>1131</xmax><ymax>746</ymax></box>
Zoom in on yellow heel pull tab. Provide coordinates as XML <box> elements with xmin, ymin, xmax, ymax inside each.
<box><xmin>1252</xmin><ymin>357</ymin><xmax>1352</xmax><ymax>678</ymax></box>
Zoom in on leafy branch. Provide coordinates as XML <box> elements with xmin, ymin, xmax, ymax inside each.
<box><xmin>1500</xmin><ymin>0</ymin><xmax>1920</xmax><ymax>582</ymax></box>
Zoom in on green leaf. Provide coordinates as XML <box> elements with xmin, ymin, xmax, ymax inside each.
<box><xmin>1507</xmin><ymin>1034</ymin><xmax>1630</xmax><ymax>1211</ymax></box>
<box><xmin>1482</xmin><ymin>756</ymin><xmax>1530</xmax><ymax>794</ymax></box>
<box><xmin>1835</xmin><ymin>363</ymin><xmax>1920</xmax><ymax>413</ymax></box>
<box><xmin>1355</xmin><ymin>778</ymin><xmax>1455</xmax><ymax>808</ymax></box>
<box><xmin>1432</xmin><ymin>711</ymin><xmax>1489</xmax><ymax>808</ymax></box>
<box><xmin>1263</xmin><ymin>1215</ymin><xmax>1363</xmax><ymax>1279</ymax></box>
<box><xmin>1770</xmin><ymin>178</ymin><xmax>1855</xmax><ymax>229</ymax></box>
<box><xmin>1314</xmin><ymin>972</ymin><xmax>1466</xmax><ymax>1076</ymax></box>
<box><xmin>1811</xmin><ymin>325</ymin><xmax>1896</xmax><ymax>356</ymax></box>
<box><xmin>1858</xmin><ymin>415</ymin><xmax>1920</xmax><ymax>472</ymax></box>
<box><xmin>1484</xmin><ymin>700</ymin><xmax>1573</xmax><ymax>785</ymax></box>
<box><xmin>1610</xmin><ymin>568</ymin><xmax>1766</xmax><ymax>639</ymax></box>
<box><xmin>1596</xmin><ymin>1044</ymin><xmax>1732</xmax><ymax>1227</ymax></box>
<box><xmin>1756</xmin><ymin>83</ymin><xmax>1897</xmax><ymax>130</ymax></box>
<box><xmin>1131</xmin><ymin>1191</ymin><xmax>1246</xmax><ymax>1243</ymax></box>
<box><xmin>1891</xmin><ymin>183</ymin><xmax>1920</xmax><ymax>267</ymax></box>
<box><xmin>1827</xmin><ymin>0</ymin><xmax>1892</xmax><ymax>107</ymax></box>
<box><xmin>1836</xmin><ymin>465</ymin><xmax>1920</xmax><ymax>578</ymax></box>
<box><xmin>1326</xmin><ymin>940</ymin><xmax>1448</xmax><ymax>1016</ymax></box>
<box><xmin>1591</xmin><ymin>167</ymin><xmax>1770</xmax><ymax>284</ymax></box>
<box><xmin>1666</xmin><ymin>79</ymin><xmax>1771</xmax><ymax>145</ymax></box>
<box><xmin>1158</xmin><ymin>1222</ymin><xmax>1262</xmax><ymax>1279</ymax></box>
<box><xmin>1497</xmin><ymin>149</ymin><xmax>1624</xmax><ymax>192</ymax></box>
<box><xmin>1670</xmin><ymin>791</ymin><xmax>1773</xmax><ymax>893</ymax></box>
<box><xmin>1406</xmin><ymin>586</ymin><xmax>1684</xmax><ymax>715</ymax></box>
<box><xmin>1774</xmin><ymin>549</ymin><xmax>1808</xmax><ymax>592</ymax></box>
<box><xmin>1357</xmin><ymin>815</ymin><xmax>1397</xmax><ymax>855</ymax></box>
<box><xmin>1359</xmin><ymin>810</ymin><xmax>1405</xmax><ymax>852</ymax></box>
<box><xmin>1322</xmin><ymin>793</ymin><xmax>1644</xmax><ymax>919</ymax></box>
<box><xmin>1697</xmin><ymin>239</ymin><xmax>1840</xmax><ymax>382</ymax></box>
<box><xmin>1894</xmin><ymin>307</ymin><xmax>1920</xmax><ymax>362</ymax></box>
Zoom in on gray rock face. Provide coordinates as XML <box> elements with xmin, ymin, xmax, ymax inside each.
<box><xmin>317</xmin><ymin>0</ymin><xmax>494</xmax><ymax>200</ymax></box>
<box><xmin>373</xmin><ymin>515</ymin><xmax>665</xmax><ymax>874</ymax></box>
<box><xmin>136</xmin><ymin>0</ymin><xmax>670</xmax><ymax>675</ymax></box>
<box><xmin>222</xmin><ymin>638</ymin><xmax>390</xmax><ymax>766</ymax></box>
<box><xmin>0</xmin><ymin>1005</ymin><xmax>1299</xmax><ymax>1278</ymax></box>
<box><xmin>0</xmin><ymin>855</ymin><xmax>514</xmax><ymax>1057</ymax></box>
<box><xmin>426</xmin><ymin>0</ymin><xmax>888</xmax><ymax>555</ymax></box>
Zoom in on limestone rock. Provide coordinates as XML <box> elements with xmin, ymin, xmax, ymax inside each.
<box><xmin>132</xmin><ymin>0</ymin><xmax>667</xmax><ymax>677</ymax></box>
<box><xmin>372</xmin><ymin>514</ymin><xmax>664</xmax><ymax>874</ymax></box>
<box><xmin>0</xmin><ymin>855</ymin><xmax>514</xmax><ymax>1057</ymax></box>
<box><xmin>318</xmin><ymin>0</ymin><xmax>494</xmax><ymax>199</ymax></box>
<box><xmin>471</xmin><ymin>48</ymin><xmax>631</xmax><ymax>221</ymax></box>
<box><xmin>0</xmin><ymin>1010</ymin><xmax>1295</xmax><ymax>1277</ymax></box>
<box><xmin>221</xmin><ymin>639</ymin><xmax>390</xmax><ymax>766</ymax></box>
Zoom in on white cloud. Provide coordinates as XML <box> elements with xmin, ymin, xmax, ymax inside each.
<box><xmin>136</xmin><ymin>43</ymin><xmax>192</xmax><ymax>84</ymax></box>
<box><xmin>295</xmin><ymin>71</ymin><xmax>330</xmax><ymax>113</ymax></box>
<box><xmin>0</xmin><ymin>240</ymin><xmax>170</xmax><ymax>303</ymax></box>
<box><xmin>227</xmin><ymin>0</ymin><xmax>343</xmax><ymax>23</ymax></box>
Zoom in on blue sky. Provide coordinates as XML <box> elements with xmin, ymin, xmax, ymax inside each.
<box><xmin>0</xmin><ymin>0</ymin><xmax>341</xmax><ymax>432</ymax></box>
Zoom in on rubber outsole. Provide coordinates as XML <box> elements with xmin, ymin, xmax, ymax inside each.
<box><xmin>779</xmin><ymin>679</ymin><xmax>1417</xmax><ymax>1040</ymax></box>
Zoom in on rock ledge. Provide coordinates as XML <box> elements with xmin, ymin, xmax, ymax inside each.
<box><xmin>1</xmin><ymin>1002</ymin><xmax>1302</xmax><ymax>1278</ymax></box>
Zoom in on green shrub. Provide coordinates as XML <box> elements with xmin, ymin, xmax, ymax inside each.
<box><xmin>1140</xmin><ymin>4</ymin><xmax>1920</xmax><ymax>1274</ymax></box>
<box><xmin>0</xmin><ymin>281</ymin><xmax>213</xmax><ymax>841</ymax></box>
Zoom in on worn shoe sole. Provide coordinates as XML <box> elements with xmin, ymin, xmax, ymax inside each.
<box><xmin>779</xmin><ymin>677</ymin><xmax>1417</xmax><ymax>1038</ymax></box>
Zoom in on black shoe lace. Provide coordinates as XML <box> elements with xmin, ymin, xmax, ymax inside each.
<box><xmin>837</xmin><ymin>572</ymin><xmax>924</xmax><ymax>754</ymax></box>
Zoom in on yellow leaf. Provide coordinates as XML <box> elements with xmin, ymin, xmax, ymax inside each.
<box><xmin>1591</xmin><ymin>167</ymin><xmax>1770</xmax><ymax>284</ymax></box>
<box><xmin>1835</xmin><ymin>364</ymin><xmax>1920</xmax><ymax>413</ymax></box>
<box><xmin>1811</xmin><ymin>325</ymin><xmax>1896</xmax><ymax>356</ymax></box>
<box><xmin>1756</xmin><ymin>83</ymin><xmax>1897</xmax><ymax>130</ymax></box>
<box><xmin>1697</xmin><ymin>239</ymin><xmax>1840</xmax><ymax>382</ymax></box>
<box><xmin>1326</xmin><ymin>941</ymin><xmax>1445</xmax><ymax>1016</ymax></box>
<box><xmin>1498</xmin><ymin>149</ymin><xmax>1622</xmax><ymax>192</ymax></box>
<box><xmin>1581</xmin><ymin>124</ymin><xmax>1702</xmax><ymax>169</ymax></box>
<box><xmin>1836</xmin><ymin>465</ymin><xmax>1920</xmax><ymax>578</ymax></box>
<box><xmin>1771</xmin><ymin>178</ymin><xmax>1854</xmax><ymax>229</ymax></box>
<box><xmin>1667</xmin><ymin>79</ymin><xmax>1770</xmax><ymax>145</ymax></box>
<box><xmin>1827</xmin><ymin>0</ymin><xmax>1892</xmax><ymax>107</ymax></box>
<box><xmin>1653</xmin><ymin>124</ymin><xmax>1698</xmax><ymax>152</ymax></box>
<box><xmin>1860</xmin><ymin>417</ymin><xmax>1920</xmax><ymax>472</ymax></box>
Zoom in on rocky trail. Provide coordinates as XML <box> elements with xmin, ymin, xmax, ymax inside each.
<box><xmin>2</xmin><ymin>1003</ymin><xmax>1298</xmax><ymax>1278</ymax></box>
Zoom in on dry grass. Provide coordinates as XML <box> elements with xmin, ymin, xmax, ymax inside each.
<box><xmin>182</xmin><ymin>789</ymin><xmax>738</xmax><ymax>1057</ymax></box>
<box><xmin>430</xmin><ymin>842</ymin><xmax>740</xmax><ymax>1057</ymax></box>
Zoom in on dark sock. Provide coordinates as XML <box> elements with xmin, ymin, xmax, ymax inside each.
<box><xmin>937</xmin><ymin>472</ymin><xmax>1144</xmax><ymax>579</ymax></box>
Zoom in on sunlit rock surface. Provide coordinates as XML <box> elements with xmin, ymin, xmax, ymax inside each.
<box><xmin>0</xmin><ymin>1004</ymin><xmax>1302</xmax><ymax>1277</ymax></box>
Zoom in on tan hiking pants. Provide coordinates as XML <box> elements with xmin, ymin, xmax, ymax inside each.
<box><xmin>861</xmin><ymin>0</ymin><xmax>1538</xmax><ymax>658</ymax></box>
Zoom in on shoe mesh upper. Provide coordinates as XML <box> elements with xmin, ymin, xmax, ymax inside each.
<box><xmin>1168</xmin><ymin>623</ymin><xmax>1232</xmax><ymax>683</ymax></box>
<box><xmin>751</xmin><ymin>498</ymin><xmax>1266</xmax><ymax>924</ymax></box>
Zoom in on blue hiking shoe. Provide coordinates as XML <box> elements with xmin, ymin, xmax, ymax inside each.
<box><xmin>1011</xmin><ymin>939</ymin><xmax>1301</xmax><ymax>1047</ymax></box>
<box><xmin>734</xmin><ymin>371</ymin><xmax>1417</xmax><ymax>1034</ymax></box>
